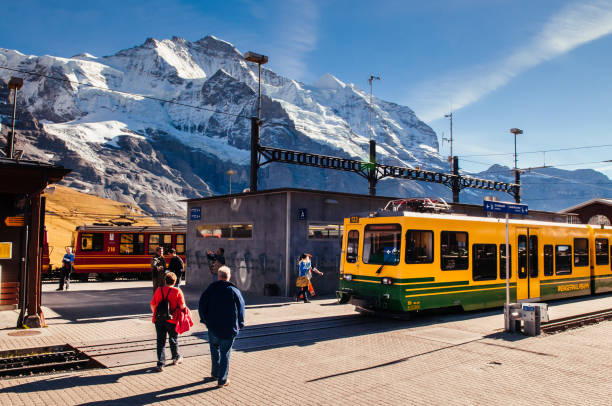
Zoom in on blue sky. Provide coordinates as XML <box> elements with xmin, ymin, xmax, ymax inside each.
<box><xmin>2</xmin><ymin>0</ymin><xmax>612</xmax><ymax>177</ymax></box>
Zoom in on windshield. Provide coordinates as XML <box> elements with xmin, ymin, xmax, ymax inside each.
<box><xmin>363</xmin><ymin>224</ymin><xmax>401</xmax><ymax>265</ymax></box>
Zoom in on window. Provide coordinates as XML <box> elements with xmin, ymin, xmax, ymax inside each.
<box><xmin>441</xmin><ymin>231</ymin><xmax>469</xmax><ymax>270</ymax></box>
<box><xmin>80</xmin><ymin>233</ymin><xmax>104</xmax><ymax>251</ymax></box>
<box><xmin>148</xmin><ymin>234</ymin><xmax>172</xmax><ymax>254</ymax></box>
<box><xmin>555</xmin><ymin>245</ymin><xmax>572</xmax><ymax>275</ymax></box>
<box><xmin>363</xmin><ymin>224</ymin><xmax>401</xmax><ymax>265</ymax></box>
<box><xmin>595</xmin><ymin>238</ymin><xmax>609</xmax><ymax>266</ymax></box>
<box><xmin>473</xmin><ymin>244</ymin><xmax>497</xmax><ymax>281</ymax></box>
<box><xmin>175</xmin><ymin>234</ymin><xmax>185</xmax><ymax>255</ymax></box>
<box><xmin>308</xmin><ymin>223</ymin><xmax>342</xmax><ymax>239</ymax></box>
<box><xmin>574</xmin><ymin>238</ymin><xmax>589</xmax><ymax>267</ymax></box>
<box><xmin>196</xmin><ymin>224</ymin><xmax>253</xmax><ymax>239</ymax></box>
<box><xmin>499</xmin><ymin>244</ymin><xmax>512</xmax><ymax>279</ymax></box>
<box><xmin>543</xmin><ymin>245</ymin><xmax>554</xmax><ymax>276</ymax></box>
<box><xmin>346</xmin><ymin>230</ymin><xmax>359</xmax><ymax>263</ymax></box>
<box><xmin>405</xmin><ymin>230</ymin><xmax>433</xmax><ymax>264</ymax></box>
<box><xmin>120</xmin><ymin>233</ymin><xmax>145</xmax><ymax>255</ymax></box>
<box><xmin>529</xmin><ymin>235</ymin><xmax>539</xmax><ymax>278</ymax></box>
<box><xmin>518</xmin><ymin>235</ymin><xmax>527</xmax><ymax>279</ymax></box>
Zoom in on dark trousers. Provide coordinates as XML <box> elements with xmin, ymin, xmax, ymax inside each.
<box><xmin>208</xmin><ymin>330</ymin><xmax>236</xmax><ymax>384</ymax></box>
<box><xmin>297</xmin><ymin>286</ymin><xmax>310</xmax><ymax>302</ymax></box>
<box><xmin>155</xmin><ymin>320</ymin><xmax>179</xmax><ymax>366</ymax></box>
<box><xmin>152</xmin><ymin>271</ymin><xmax>165</xmax><ymax>293</ymax></box>
<box><xmin>58</xmin><ymin>267</ymin><xmax>71</xmax><ymax>290</ymax></box>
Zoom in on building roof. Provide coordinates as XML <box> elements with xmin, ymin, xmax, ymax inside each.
<box><xmin>183</xmin><ymin>187</ymin><xmax>398</xmax><ymax>203</ymax></box>
<box><xmin>0</xmin><ymin>157</ymin><xmax>71</xmax><ymax>194</ymax></box>
<box><xmin>559</xmin><ymin>198</ymin><xmax>612</xmax><ymax>213</ymax></box>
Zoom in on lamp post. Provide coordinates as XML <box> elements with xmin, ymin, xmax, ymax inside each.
<box><xmin>510</xmin><ymin>128</ymin><xmax>523</xmax><ymax>203</ymax></box>
<box><xmin>244</xmin><ymin>51</ymin><xmax>269</xmax><ymax>120</ymax></box>
<box><xmin>368</xmin><ymin>75</ymin><xmax>380</xmax><ymax>140</ymax></box>
<box><xmin>226</xmin><ymin>169</ymin><xmax>237</xmax><ymax>195</ymax></box>
<box><xmin>444</xmin><ymin>112</ymin><xmax>453</xmax><ymax>171</ymax></box>
<box><xmin>5</xmin><ymin>77</ymin><xmax>24</xmax><ymax>159</ymax></box>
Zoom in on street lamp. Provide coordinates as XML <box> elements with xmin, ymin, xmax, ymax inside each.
<box><xmin>226</xmin><ymin>169</ymin><xmax>237</xmax><ymax>195</ymax></box>
<box><xmin>368</xmin><ymin>75</ymin><xmax>380</xmax><ymax>140</ymax></box>
<box><xmin>244</xmin><ymin>51</ymin><xmax>268</xmax><ymax>120</ymax></box>
<box><xmin>510</xmin><ymin>128</ymin><xmax>523</xmax><ymax>203</ymax></box>
<box><xmin>5</xmin><ymin>76</ymin><xmax>24</xmax><ymax>159</ymax></box>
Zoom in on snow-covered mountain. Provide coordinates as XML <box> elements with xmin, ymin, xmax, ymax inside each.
<box><xmin>0</xmin><ymin>35</ymin><xmax>610</xmax><ymax>214</ymax></box>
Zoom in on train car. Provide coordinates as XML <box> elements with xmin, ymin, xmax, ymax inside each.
<box><xmin>40</xmin><ymin>227</ymin><xmax>57</xmax><ymax>279</ymax></box>
<box><xmin>337</xmin><ymin>199</ymin><xmax>612</xmax><ymax>313</ymax></box>
<box><xmin>71</xmin><ymin>225</ymin><xmax>186</xmax><ymax>281</ymax></box>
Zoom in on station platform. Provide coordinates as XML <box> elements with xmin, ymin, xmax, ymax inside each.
<box><xmin>1</xmin><ymin>281</ymin><xmax>611</xmax><ymax>405</ymax></box>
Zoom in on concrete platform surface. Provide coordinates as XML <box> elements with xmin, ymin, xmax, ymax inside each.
<box><xmin>0</xmin><ymin>281</ymin><xmax>610</xmax><ymax>405</ymax></box>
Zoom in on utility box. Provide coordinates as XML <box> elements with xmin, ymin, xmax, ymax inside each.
<box><xmin>520</xmin><ymin>303</ymin><xmax>549</xmax><ymax>336</ymax></box>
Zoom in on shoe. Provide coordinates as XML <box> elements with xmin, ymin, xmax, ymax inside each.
<box><xmin>56</xmin><ymin>288</ymin><xmax>63</xmax><ymax>291</ymax></box>
<box><xmin>217</xmin><ymin>379</ymin><xmax>230</xmax><ymax>387</ymax></box>
<box><xmin>304</xmin><ymin>299</ymin><xmax>311</xmax><ymax>303</ymax></box>
<box><xmin>155</xmin><ymin>365</ymin><xmax>164</xmax><ymax>372</ymax></box>
<box><xmin>172</xmin><ymin>356</ymin><xmax>183</xmax><ymax>365</ymax></box>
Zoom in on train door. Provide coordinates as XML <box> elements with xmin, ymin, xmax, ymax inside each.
<box><xmin>516</xmin><ymin>228</ymin><xmax>541</xmax><ymax>301</ymax></box>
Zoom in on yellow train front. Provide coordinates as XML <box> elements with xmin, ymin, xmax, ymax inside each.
<box><xmin>337</xmin><ymin>200</ymin><xmax>612</xmax><ymax>313</ymax></box>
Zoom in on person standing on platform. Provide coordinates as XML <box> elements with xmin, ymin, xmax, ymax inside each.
<box><xmin>57</xmin><ymin>247</ymin><xmax>74</xmax><ymax>291</ymax></box>
<box><xmin>151</xmin><ymin>246</ymin><xmax>166</xmax><ymax>292</ymax></box>
<box><xmin>150</xmin><ymin>272</ymin><xmax>186</xmax><ymax>372</ymax></box>
<box><xmin>206</xmin><ymin>248</ymin><xmax>225</xmax><ymax>281</ymax></box>
<box><xmin>296</xmin><ymin>253</ymin><xmax>323</xmax><ymax>303</ymax></box>
<box><xmin>168</xmin><ymin>249</ymin><xmax>185</xmax><ymax>285</ymax></box>
<box><xmin>198</xmin><ymin>266</ymin><xmax>245</xmax><ymax>387</ymax></box>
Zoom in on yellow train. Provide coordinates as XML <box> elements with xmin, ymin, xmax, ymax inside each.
<box><xmin>337</xmin><ymin>200</ymin><xmax>612</xmax><ymax>312</ymax></box>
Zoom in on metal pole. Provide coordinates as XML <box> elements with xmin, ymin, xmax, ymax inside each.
<box><xmin>229</xmin><ymin>174</ymin><xmax>232</xmax><ymax>195</ymax></box>
<box><xmin>6</xmin><ymin>88</ymin><xmax>18</xmax><ymax>159</ymax></box>
<box><xmin>369</xmin><ymin>139</ymin><xmax>377</xmax><ymax>196</ymax></box>
<box><xmin>257</xmin><ymin>63</ymin><xmax>262</xmax><ymax>120</ymax></box>
<box><xmin>505</xmin><ymin>212</ymin><xmax>510</xmax><ymax>304</ymax></box>
<box><xmin>452</xmin><ymin>156</ymin><xmax>460</xmax><ymax>203</ymax></box>
<box><xmin>449</xmin><ymin>113</ymin><xmax>453</xmax><ymax>170</ymax></box>
<box><xmin>250</xmin><ymin>117</ymin><xmax>259</xmax><ymax>192</ymax></box>
<box><xmin>369</xmin><ymin>79</ymin><xmax>373</xmax><ymax>139</ymax></box>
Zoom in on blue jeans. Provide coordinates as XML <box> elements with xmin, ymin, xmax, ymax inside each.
<box><xmin>208</xmin><ymin>330</ymin><xmax>235</xmax><ymax>384</ymax></box>
<box><xmin>155</xmin><ymin>321</ymin><xmax>179</xmax><ymax>366</ymax></box>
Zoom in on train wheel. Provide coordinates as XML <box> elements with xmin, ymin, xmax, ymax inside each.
<box><xmin>73</xmin><ymin>273</ymin><xmax>90</xmax><ymax>282</ymax></box>
<box><xmin>97</xmin><ymin>273</ymin><xmax>117</xmax><ymax>282</ymax></box>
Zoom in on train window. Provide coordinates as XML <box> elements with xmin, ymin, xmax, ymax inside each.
<box><xmin>175</xmin><ymin>234</ymin><xmax>185</xmax><ymax>255</ymax></box>
<box><xmin>308</xmin><ymin>223</ymin><xmax>342</xmax><ymax>239</ymax></box>
<box><xmin>517</xmin><ymin>235</ymin><xmax>527</xmax><ymax>279</ymax></box>
<box><xmin>595</xmin><ymin>238</ymin><xmax>609</xmax><ymax>266</ymax></box>
<box><xmin>363</xmin><ymin>224</ymin><xmax>401</xmax><ymax>265</ymax></box>
<box><xmin>148</xmin><ymin>234</ymin><xmax>173</xmax><ymax>254</ymax></box>
<box><xmin>196</xmin><ymin>224</ymin><xmax>253</xmax><ymax>239</ymax></box>
<box><xmin>555</xmin><ymin>245</ymin><xmax>572</xmax><ymax>275</ymax></box>
<box><xmin>543</xmin><ymin>245</ymin><xmax>554</xmax><ymax>276</ymax></box>
<box><xmin>440</xmin><ymin>231</ymin><xmax>469</xmax><ymax>270</ymax></box>
<box><xmin>405</xmin><ymin>230</ymin><xmax>433</xmax><ymax>264</ymax></box>
<box><xmin>499</xmin><ymin>244</ymin><xmax>512</xmax><ymax>279</ymax></box>
<box><xmin>81</xmin><ymin>233</ymin><xmax>104</xmax><ymax>251</ymax></box>
<box><xmin>573</xmin><ymin>238</ymin><xmax>589</xmax><ymax>267</ymax></box>
<box><xmin>346</xmin><ymin>230</ymin><xmax>359</xmax><ymax>263</ymax></box>
<box><xmin>472</xmin><ymin>244</ymin><xmax>497</xmax><ymax>281</ymax></box>
<box><xmin>120</xmin><ymin>233</ymin><xmax>145</xmax><ymax>255</ymax></box>
<box><xmin>529</xmin><ymin>236</ymin><xmax>539</xmax><ymax>278</ymax></box>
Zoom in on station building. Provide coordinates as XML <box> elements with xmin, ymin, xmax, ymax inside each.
<box><xmin>560</xmin><ymin>198</ymin><xmax>612</xmax><ymax>225</ymax></box>
<box><xmin>0</xmin><ymin>157</ymin><xmax>70</xmax><ymax>326</ymax></box>
<box><xmin>185</xmin><ymin>188</ymin><xmax>574</xmax><ymax>297</ymax></box>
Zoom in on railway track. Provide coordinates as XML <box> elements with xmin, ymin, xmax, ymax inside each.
<box><xmin>541</xmin><ymin>308</ymin><xmax>612</xmax><ymax>334</ymax></box>
<box><xmin>0</xmin><ymin>345</ymin><xmax>101</xmax><ymax>378</ymax></box>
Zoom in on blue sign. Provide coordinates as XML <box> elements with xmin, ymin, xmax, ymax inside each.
<box><xmin>297</xmin><ymin>208</ymin><xmax>307</xmax><ymax>221</ymax></box>
<box><xmin>483</xmin><ymin>200</ymin><xmax>528</xmax><ymax>215</ymax></box>
<box><xmin>190</xmin><ymin>207</ymin><xmax>202</xmax><ymax>220</ymax></box>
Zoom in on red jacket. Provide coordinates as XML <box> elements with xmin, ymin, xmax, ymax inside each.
<box><xmin>174</xmin><ymin>307</ymin><xmax>194</xmax><ymax>334</ymax></box>
<box><xmin>150</xmin><ymin>286</ymin><xmax>185</xmax><ymax>324</ymax></box>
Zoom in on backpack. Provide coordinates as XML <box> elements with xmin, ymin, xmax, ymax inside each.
<box><xmin>155</xmin><ymin>287</ymin><xmax>172</xmax><ymax>321</ymax></box>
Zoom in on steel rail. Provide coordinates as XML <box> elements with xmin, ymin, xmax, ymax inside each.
<box><xmin>541</xmin><ymin>308</ymin><xmax>612</xmax><ymax>334</ymax></box>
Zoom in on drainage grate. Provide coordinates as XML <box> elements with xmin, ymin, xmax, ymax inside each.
<box><xmin>0</xmin><ymin>345</ymin><xmax>103</xmax><ymax>378</ymax></box>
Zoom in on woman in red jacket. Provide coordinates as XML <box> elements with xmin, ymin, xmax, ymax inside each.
<box><xmin>150</xmin><ymin>272</ymin><xmax>186</xmax><ymax>372</ymax></box>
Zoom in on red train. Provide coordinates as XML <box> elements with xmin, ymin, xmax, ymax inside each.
<box><xmin>70</xmin><ymin>225</ymin><xmax>186</xmax><ymax>281</ymax></box>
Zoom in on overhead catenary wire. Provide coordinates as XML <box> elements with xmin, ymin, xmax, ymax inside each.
<box><xmin>459</xmin><ymin>143</ymin><xmax>612</xmax><ymax>158</ymax></box>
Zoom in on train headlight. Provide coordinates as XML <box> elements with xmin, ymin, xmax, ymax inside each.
<box><xmin>381</xmin><ymin>277</ymin><xmax>393</xmax><ymax>285</ymax></box>
<box><xmin>343</xmin><ymin>274</ymin><xmax>353</xmax><ymax>281</ymax></box>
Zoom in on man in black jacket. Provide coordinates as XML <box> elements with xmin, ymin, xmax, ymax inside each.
<box><xmin>198</xmin><ymin>266</ymin><xmax>245</xmax><ymax>387</ymax></box>
<box><xmin>167</xmin><ymin>249</ymin><xmax>184</xmax><ymax>284</ymax></box>
<box><xmin>151</xmin><ymin>247</ymin><xmax>166</xmax><ymax>292</ymax></box>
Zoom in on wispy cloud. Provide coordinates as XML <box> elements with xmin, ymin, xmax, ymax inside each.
<box><xmin>408</xmin><ymin>0</ymin><xmax>612</xmax><ymax>122</ymax></box>
<box><xmin>266</xmin><ymin>0</ymin><xmax>319</xmax><ymax>81</ymax></box>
